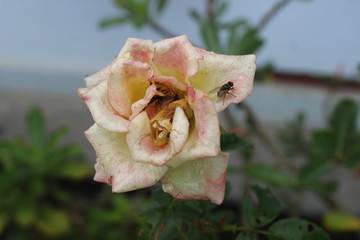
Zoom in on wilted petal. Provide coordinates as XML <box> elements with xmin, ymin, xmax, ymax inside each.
<box><xmin>168</xmin><ymin>87</ymin><xmax>220</xmax><ymax>168</ymax></box>
<box><xmin>152</xmin><ymin>35</ymin><xmax>201</xmax><ymax>83</ymax></box>
<box><xmin>86</xmin><ymin>124</ymin><xmax>168</xmax><ymax>192</ymax></box>
<box><xmin>78</xmin><ymin>81</ymin><xmax>128</xmax><ymax>132</ymax></box>
<box><xmin>189</xmin><ymin>49</ymin><xmax>256</xmax><ymax>111</ymax></box>
<box><xmin>161</xmin><ymin>152</ymin><xmax>229</xmax><ymax>205</ymax></box>
<box><xmin>127</xmin><ymin>108</ymin><xmax>189</xmax><ymax>166</ymax></box>
<box><xmin>149</xmin><ymin>75</ymin><xmax>186</xmax><ymax>92</ymax></box>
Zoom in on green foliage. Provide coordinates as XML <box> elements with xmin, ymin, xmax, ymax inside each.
<box><xmin>268</xmin><ymin>218</ymin><xmax>330</xmax><ymax>240</ymax></box>
<box><xmin>220</xmin><ymin>132</ymin><xmax>253</xmax><ymax>152</ymax></box>
<box><xmin>310</xmin><ymin>99</ymin><xmax>360</xmax><ymax>168</ymax></box>
<box><xmin>140</xmin><ymin>189</ymin><xmax>235</xmax><ymax>240</ymax></box>
<box><xmin>0</xmin><ymin>106</ymin><xmax>92</xmax><ymax>238</ymax></box>
<box><xmin>242</xmin><ymin>186</ymin><xmax>282</xmax><ymax>228</ymax></box>
<box><xmin>87</xmin><ymin>194</ymin><xmax>146</xmax><ymax>240</ymax></box>
<box><xmin>245</xmin><ymin>163</ymin><xmax>297</xmax><ymax>187</ymax></box>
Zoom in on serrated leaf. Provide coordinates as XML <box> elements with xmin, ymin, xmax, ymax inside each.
<box><xmin>269</xmin><ymin>218</ymin><xmax>330</xmax><ymax>240</ymax></box>
<box><xmin>220</xmin><ymin>133</ymin><xmax>252</xmax><ymax>152</ymax></box>
<box><xmin>245</xmin><ymin>163</ymin><xmax>297</xmax><ymax>186</ymax></box>
<box><xmin>323</xmin><ymin>210</ymin><xmax>360</xmax><ymax>232</ymax></box>
<box><xmin>242</xmin><ymin>186</ymin><xmax>282</xmax><ymax>228</ymax></box>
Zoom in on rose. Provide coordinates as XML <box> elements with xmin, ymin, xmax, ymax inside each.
<box><xmin>79</xmin><ymin>35</ymin><xmax>255</xmax><ymax>204</ymax></box>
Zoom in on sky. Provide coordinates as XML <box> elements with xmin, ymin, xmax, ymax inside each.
<box><xmin>0</xmin><ymin>0</ymin><xmax>359</xmax><ymax>79</ymax></box>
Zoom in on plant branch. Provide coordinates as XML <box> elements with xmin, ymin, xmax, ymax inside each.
<box><xmin>256</xmin><ymin>0</ymin><xmax>291</xmax><ymax>32</ymax></box>
<box><xmin>147</xmin><ymin>17</ymin><xmax>177</xmax><ymax>39</ymax></box>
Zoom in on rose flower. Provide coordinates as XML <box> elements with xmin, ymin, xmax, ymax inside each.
<box><xmin>79</xmin><ymin>35</ymin><xmax>256</xmax><ymax>204</ymax></box>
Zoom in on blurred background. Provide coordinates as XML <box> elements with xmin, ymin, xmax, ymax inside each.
<box><xmin>1</xmin><ymin>0</ymin><xmax>360</xmax><ymax>239</ymax></box>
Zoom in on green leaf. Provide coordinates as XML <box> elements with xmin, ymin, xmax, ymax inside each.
<box><xmin>310</xmin><ymin>180</ymin><xmax>338</xmax><ymax>197</ymax></box>
<box><xmin>269</xmin><ymin>218</ymin><xmax>330</xmax><ymax>240</ymax></box>
<box><xmin>201</xmin><ymin>20</ymin><xmax>222</xmax><ymax>53</ymax></box>
<box><xmin>26</xmin><ymin>106</ymin><xmax>45</xmax><ymax>148</ymax></box>
<box><xmin>298</xmin><ymin>160</ymin><xmax>334</xmax><ymax>183</ymax></box>
<box><xmin>242</xmin><ymin>186</ymin><xmax>282</xmax><ymax>228</ymax></box>
<box><xmin>236</xmin><ymin>29</ymin><xmax>263</xmax><ymax>55</ymax></box>
<box><xmin>220</xmin><ymin>133</ymin><xmax>253</xmax><ymax>152</ymax></box>
<box><xmin>56</xmin><ymin>162</ymin><xmax>92</xmax><ymax>180</ymax></box>
<box><xmin>245</xmin><ymin>163</ymin><xmax>297</xmax><ymax>186</ymax></box>
<box><xmin>324</xmin><ymin>210</ymin><xmax>360</xmax><ymax>232</ymax></box>
<box><xmin>98</xmin><ymin>15</ymin><xmax>128</xmax><ymax>29</ymax></box>
<box><xmin>35</xmin><ymin>206</ymin><xmax>70</xmax><ymax>236</ymax></box>
<box><xmin>330</xmin><ymin>99</ymin><xmax>358</xmax><ymax>161</ymax></box>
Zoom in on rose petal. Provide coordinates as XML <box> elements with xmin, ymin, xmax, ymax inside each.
<box><xmin>78</xmin><ymin>80</ymin><xmax>128</xmax><ymax>132</ymax></box>
<box><xmin>84</xmin><ymin>63</ymin><xmax>112</xmax><ymax>88</ymax></box>
<box><xmin>189</xmin><ymin>49</ymin><xmax>256</xmax><ymax>111</ymax></box>
<box><xmin>167</xmin><ymin>87</ymin><xmax>220</xmax><ymax>168</ymax></box>
<box><xmin>85</xmin><ymin>124</ymin><xmax>168</xmax><ymax>192</ymax></box>
<box><xmin>127</xmin><ymin>107</ymin><xmax>189</xmax><ymax>166</ymax></box>
<box><xmin>108</xmin><ymin>58</ymin><xmax>153</xmax><ymax>118</ymax></box>
<box><xmin>149</xmin><ymin>75</ymin><xmax>186</xmax><ymax>92</ymax></box>
<box><xmin>161</xmin><ymin>152</ymin><xmax>229</xmax><ymax>205</ymax></box>
<box><xmin>130</xmin><ymin>83</ymin><xmax>157</xmax><ymax>119</ymax></box>
<box><xmin>107</xmin><ymin>37</ymin><xmax>156</xmax><ymax>118</ymax></box>
<box><xmin>152</xmin><ymin>35</ymin><xmax>201</xmax><ymax>83</ymax></box>
<box><xmin>118</xmin><ymin>37</ymin><xmax>154</xmax><ymax>64</ymax></box>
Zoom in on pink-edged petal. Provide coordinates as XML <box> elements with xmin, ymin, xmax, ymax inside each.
<box><xmin>127</xmin><ymin>108</ymin><xmax>189</xmax><ymax>167</ymax></box>
<box><xmin>86</xmin><ymin>124</ymin><xmax>168</xmax><ymax>192</ymax></box>
<box><xmin>84</xmin><ymin>62</ymin><xmax>112</xmax><ymax>88</ymax></box>
<box><xmin>108</xmin><ymin>58</ymin><xmax>153</xmax><ymax>118</ymax></box>
<box><xmin>167</xmin><ymin>87</ymin><xmax>220</xmax><ymax>168</ymax></box>
<box><xmin>149</xmin><ymin>75</ymin><xmax>186</xmax><ymax>92</ymax></box>
<box><xmin>78</xmin><ymin>81</ymin><xmax>128</xmax><ymax>132</ymax></box>
<box><xmin>161</xmin><ymin>152</ymin><xmax>229</xmax><ymax>205</ymax></box>
<box><xmin>130</xmin><ymin>83</ymin><xmax>157</xmax><ymax>119</ymax></box>
<box><xmin>118</xmin><ymin>37</ymin><xmax>155</xmax><ymax>64</ymax></box>
<box><xmin>152</xmin><ymin>35</ymin><xmax>202</xmax><ymax>83</ymax></box>
<box><xmin>189</xmin><ymin>49</ymin><xmax>256</xmax><ymax>111</ymax></box>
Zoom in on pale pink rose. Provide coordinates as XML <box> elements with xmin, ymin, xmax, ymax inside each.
<box><xmin>79</xmin><ymin>35</ymin><xmax>256</xmax><ymax>204</ymax></box>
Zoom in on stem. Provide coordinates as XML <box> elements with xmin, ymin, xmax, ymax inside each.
<box><xmin>147</xmin><ymin>17</ymin><xmax>177</xmax><ymax>38</ymax></box>
<box><xmin>206</xmin><ymin>0</ymin><xmax>216</xmax><ymax>20</ymax></box>
<box><xmin>256</xmin><ymin>0</ymin><xmax>291</xmax><ymax>32</ymax></box>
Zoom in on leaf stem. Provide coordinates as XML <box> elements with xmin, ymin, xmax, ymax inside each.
<box><xmin>256</xmin><ymin>0</ymin><xmax>291</xmax><ymax>32</ymax></box>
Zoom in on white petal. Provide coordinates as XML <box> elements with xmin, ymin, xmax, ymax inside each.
<box><xmin>161</xmin><ymin>152</ymin><xmax>229</xmax><ymax>205</ymax></box>
<box><xmin>85</xmin><ymin>124</ymin><xmax>168</xmax><ymax>192</ymax></box>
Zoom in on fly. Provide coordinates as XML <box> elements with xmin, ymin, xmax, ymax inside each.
<box><xmin>208</xmin><ymin>81</ymin><xmax>235</xmax><ymax>103</ymax></box>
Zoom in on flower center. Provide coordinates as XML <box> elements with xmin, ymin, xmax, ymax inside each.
<box><xmin>144</xmin><ymin>83</ymin><xmax>192</xmax><ymax>147</ymax></box>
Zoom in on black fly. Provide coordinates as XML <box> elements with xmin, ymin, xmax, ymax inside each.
<box><xmin>208</xmin><ymin>81</ymin><xmax>235</xmax><ymax>104</ymax></box>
